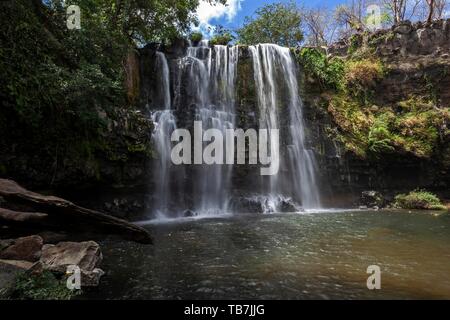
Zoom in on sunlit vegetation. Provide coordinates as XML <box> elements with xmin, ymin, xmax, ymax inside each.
<box><xmin>394</xmin><ymin>190</ymin><xmax>447</xmax><ymax>210</ymax></box>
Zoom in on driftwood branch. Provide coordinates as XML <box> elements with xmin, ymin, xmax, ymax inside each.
<box><xmin>0</xmin><ymin>179</ymin><xmax>152</xmax><ymax>244</ymax></box>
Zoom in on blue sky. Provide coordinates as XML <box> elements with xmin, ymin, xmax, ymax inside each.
<box><xmin>196</xmin><ymin>0</ymin><xmax>346</xmax><ymax>32</ymax></box>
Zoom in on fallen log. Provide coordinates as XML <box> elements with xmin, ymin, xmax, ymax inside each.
<box><xmin>0</xmin><ymin>207</ymin><xmax>48</xmax><ymax>223</ymax></box>
<box><xmin>0</xmin><ymin>179</ymin><xmax>152</xmax><ymax>244</ymax></box>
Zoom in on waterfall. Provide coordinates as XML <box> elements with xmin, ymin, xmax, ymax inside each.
<box><xmin>249</xmin><ymin>44</ymin><xmax>321</xmax><ymax>209</ymax></box>
<box><xmin>182</xmin><ymin>41</ymin><xmax>239</xmax><ymax>215</ymax></box>
<box><xmin>151</xmin><ymin>52</ymin><xmax>177</xmax><ymax>217</ymax></box>
<box><xmin>148</xmin><ymin>42</ymin><xmax>321</xmax><ymax>218</ymax></box>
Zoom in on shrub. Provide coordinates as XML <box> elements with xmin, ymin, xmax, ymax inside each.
<box><xmin>345</xmin><ymin>58</ymin><xmax>384</xmax><ymax>102</ymax></box>
<box><xmin>368</xmin><ymin>124</ymin><xmax>395</xmax><ymax>155</ymax></box>
<box><xmin>10</xmin><ymin>271</ymin><xmax>81</xmax><ymax>300</ymax></box>
<box><xmin>296</xmin><ymin>48</ymin><xmax>346</xmax><ymax>91</ymax></box>
<box><xmin>394</xmin><ymin>190</ymin><xmax>447</xmax><ymax>210</ymax></box>
<box><xmin>190</xmin><ymin>32</ymin><xmax>203</xmax><ymax>43</ymax></box>
<box><xmin>210</xmin><ymin>32</ymin><xmax>234</xmax><ymax>46</ymax></box>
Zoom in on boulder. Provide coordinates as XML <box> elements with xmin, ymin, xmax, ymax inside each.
<box><xmin>0</xmin><ymin>261</ymin><xmax>25</xmax><ymax>298</ymax></box>
<box><xmin>40</xmin><ymin>241</ymin><xmax>102</xmax><ymax>273</ymax></box>
<box><xmin>0</xmin><ymin>235</ymin><xmax>43</xmax><ymax>262</ymax></box>
<box><xmin>361</xmin><ymin>191</ymin><xmax>385</xmax><ymax>209</ymax></box>
<box><xmin>81</xmin><ymin>268</ymin><xmax>105</xmax><ymax>287</ymax></box>
<box><xmin>394</xmin><ymin>21</ymin><xmax>413</xmax><ymax>35</ymax></box>
<box><xmin>278</xmin><ymin>198</ymin><xmax>303</xmax><ymax>213</ymax></box>
<box><xmin>0</xmin><ymin>259</ymin><xmax>34</xmax><ymax>270</ymax></box>
<box><xmin>0</xmin><ymin>239</ymin><xmax>14</xmax><ymax>251</ymax></box>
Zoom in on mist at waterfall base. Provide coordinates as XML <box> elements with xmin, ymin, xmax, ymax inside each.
<box><xmin>148</xmin><ymin>42</ymin><xmax>325</xmax><ymax>220</ymax></box>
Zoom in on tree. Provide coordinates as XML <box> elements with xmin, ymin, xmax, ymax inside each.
<box><xmin>237</xmin><ymin>2</ymin><xmax>304</xmax><ymax>47</ymax></box>
<box><xmin>0</xmin><ymin>0</ymin><xmax>226</xmax><ymax>182</ymax></box>
<box><xmin>426</xmin><ymin>0</ymin><xmax>436</xmax><ymax>23</ymax></box>
<box><xmin>424</xmin><ymin>0</ymin><xmax>448</xmax><ymax>22</ymax></box>
<box><xmin>384</xmin><ymin>0</ymin><xmax>408</xmax><ymax>23</ymax></box>
<box><xmin>303</xmin><ymin>7</ymin><xmax>339</xmax><ymax>46</ymax></box>
<box><xmin>382</xmin><ymin>0</ymin><xmax>425</xmax><ymax>24</ymax></box>
<box><xmin>209</xmin><ymin>25</ymin><xmax>234</xmax><ymax>45</ymax></box>
<box><xmin>434</xmin><ymin>0</ymin><xmax>449</xmax><ymax>19</ymax></box>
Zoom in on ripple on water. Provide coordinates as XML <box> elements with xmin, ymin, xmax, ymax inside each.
<box><xmin>83</xmin><ymin>210</ymin><xmax>450</xmax><ymax>300</ymax></box>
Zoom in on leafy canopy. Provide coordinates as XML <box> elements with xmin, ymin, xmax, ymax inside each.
<box><xmin>237</xmin><ymin>2</ymin><xmax>304</xmax><ymax>47</ymax></box>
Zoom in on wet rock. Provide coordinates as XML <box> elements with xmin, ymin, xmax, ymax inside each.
<box><xmin>230</xmin><ymin>197</ymin><xmax>265</xmax><ymax>214</ymax></box>
<box><xmin>0</xmin><ymin>235</ymin><xmax>43</xmax><ymax>262</ymax></box>
<box><xmin>183</xmin><ymin>210</ymin><xmax>197</xmax><ymax>217</ymax></box>
<box><xmin>278</xmin><ymin>199</ymin><xmax>303</xmax><ymax>213</ymax></box>
<box><xmin>40</xmin><ymin>241</ymin><xmax>102</xmax><ymax>273</ymax></box>
<box><xmin>81</xmin><ymin>268</ymin><xmax>105</xmax><ymax>287</ymax></box>
<box><xmin>361</xmin><ymin>191</ymin><xmax>385</xmax><ymax>209</ymax></box>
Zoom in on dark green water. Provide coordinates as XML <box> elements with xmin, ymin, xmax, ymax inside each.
<box><xmin>85</xmin><ymin>210</ymin><xmax>450</xmax><ymax>300</ymax></box>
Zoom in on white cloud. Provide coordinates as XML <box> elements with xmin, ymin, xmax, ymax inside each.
<box><xmin>194</xmin><ymin>0</ymin><xmax>243</xmax><ymax>34</ymax></box>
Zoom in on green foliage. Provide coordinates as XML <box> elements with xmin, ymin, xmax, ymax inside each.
<box><xmin>210</xmin><ymin>26</ymin><xmax>234</xmax><ymax>46</ymax></box>
<box><xmin>327</xmin><ymin>95</ymin><xmax>373</xmax><ymax>158</ymax></box>
<box><xmin>60</xmin><ymin>0</ymin><xmax>226</xmax><ymax>44</ymax></box>
<box><xmin>295</xmin><ymin>48</ymin><xmax>346</xmax><ymax>91</ymax></box>
<box><xmin>348</xmin><ymin>34</ymin><xmax>362</xmax><ymax>55</ymax></box>
<box><xmin>10</xmin><ymin>271</ymin><xmax>81</xmax><ymax>300</ymax></box>
<box><xmin>190</xmin><ymin>31</ymin><xmax>203</xmax><ymax>43</ymax></box>
<box><xmin>237</xmin><ymin>2</ymin><xmax>303</xmax><ymax>47</ymax></box>
<box><xmin>394</xmin><ymin>190</ymin><xmax>447</xmax><ymax>210</ymax></box>
<box><xmin>327</xmin><ymin>94</ymin><xmax>448</xmax><ymax>159</ymax></box>
<box><xmin>0</xmin><ymin>0</ymin><xmax>214</xmax><ymax>184</ymax></box>
<box><xmin>344</xmin><ymin>58</ymin><xmax>384</xmax><ymax>103</ymax></box>
<box><xmin>368</xmin><ymin>120</ymin><xmax>395</xmax><ymax>155</ymax></box>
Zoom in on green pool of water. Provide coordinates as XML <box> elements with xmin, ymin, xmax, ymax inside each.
<box><xmin>85</xmin><ymin>210</ymin><xmax>450</xmax><ymax>300</ymax></box>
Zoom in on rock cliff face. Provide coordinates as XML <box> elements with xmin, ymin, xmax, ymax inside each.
<box><xmin>123</xmin><ymin>21</ymin><xmax>450</xmax><ymax>210</ymax></box>
<box><xmin>302</xmin><ymin>19</ymin><xmax>450</xmax><ymax>205</ymax></box>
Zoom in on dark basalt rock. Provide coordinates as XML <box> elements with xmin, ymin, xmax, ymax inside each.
<box><xmin>230</xmin><ymin>197</ymin><xmax>266</xmax><ymax>214</ymax></box>
<box><xmin>278</xmin><ymin>198</ymin><xmax>303</xmax><ymax>213</ymax></box>
<box><xmin>360</xmin><ymin>191</ymin><xmax>385</xmax><ymax>209</ymax></box>
<box><xmin>183</xmin><ymin>210</ymin><xmax>197</xmax><ymax>217</ymax></box>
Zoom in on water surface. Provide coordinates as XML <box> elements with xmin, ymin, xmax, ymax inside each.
<box><xmin>86</xmin><ymin>210</ymin><xmax>450</xmax><ymax>300</ymax></box>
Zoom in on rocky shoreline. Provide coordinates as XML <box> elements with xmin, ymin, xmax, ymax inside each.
<box><xmin>0</xmin><ymin>179</ymin><xmax>152</xmax><ymax>298</ymax></box>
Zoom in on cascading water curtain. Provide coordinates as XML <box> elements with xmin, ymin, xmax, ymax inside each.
<box><xmin>249</xmin><ymin>44</ymin><xmax>321</xmax><ymax>210</ymax></box>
